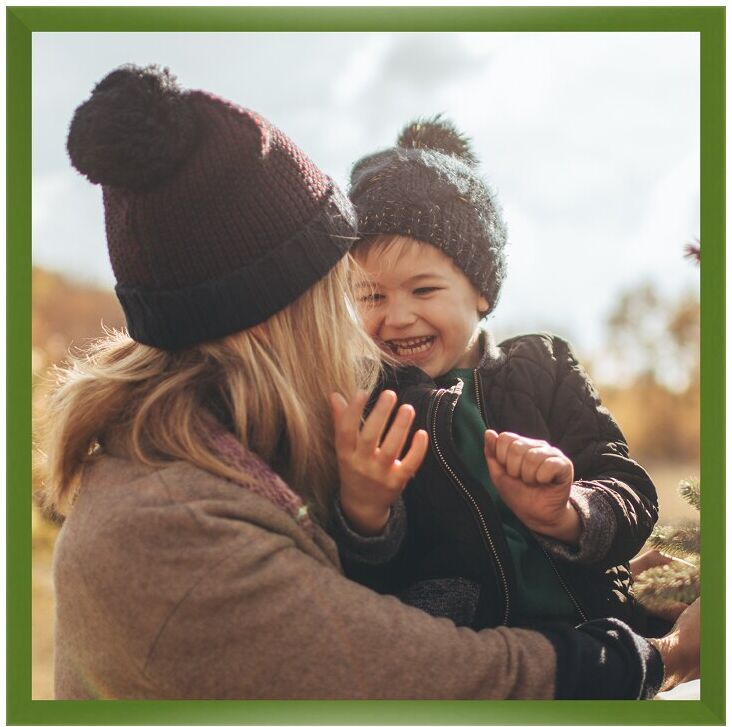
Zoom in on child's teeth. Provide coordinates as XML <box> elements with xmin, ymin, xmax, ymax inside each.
<box><xmin>390</xmin><ymin>336</ymin><xmax>433</xmax><ymax>355</ymax></box>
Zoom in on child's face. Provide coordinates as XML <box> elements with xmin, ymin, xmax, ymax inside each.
<box><xmin>356</xmin><ymin>237</ymin><xmax>488</xmax><ymax>378</ymax></box>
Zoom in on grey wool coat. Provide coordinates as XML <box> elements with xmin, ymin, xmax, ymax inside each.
<box><xmin>53</xmin><ymin>451</ymin><xmax>559</xmax><ymax>700</ymax></box>
<box><xmin>54</xmin><ymin>441</ymin><xmax>663</xmax><ymax>700</ymax></box>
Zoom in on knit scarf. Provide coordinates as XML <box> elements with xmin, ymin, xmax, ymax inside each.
<box><xmin>205</xmin><ymin>419</ymin><xmax>316</xmax><ymax>538</ymax></box>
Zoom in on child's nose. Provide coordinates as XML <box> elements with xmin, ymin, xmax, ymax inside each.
<box><xmin>384</xmin><ymin>300</ymin><xmax>417</xmax><ymax>328</ymax></box>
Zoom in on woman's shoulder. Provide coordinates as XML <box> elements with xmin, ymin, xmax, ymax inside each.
<box><xmin>53</xmin><ymin>452</ymin><xmax>340</xmax><ymax>698</ymax></box>
<box><xmin>57</xmin><ymin>452</ymin><xmax>335</xmax><ymax>567</ymax></box>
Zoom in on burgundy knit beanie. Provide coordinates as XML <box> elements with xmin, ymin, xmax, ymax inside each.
<box><xmin>67</xmin><ymin>64</ymin><xmax>357</xmax><ymax>350</ymax></box>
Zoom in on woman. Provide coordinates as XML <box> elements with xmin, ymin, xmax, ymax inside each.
<box><xmin>44</xmin><ymin>64</ymin><xmax>698</xmax><ymax>699</ymax></box>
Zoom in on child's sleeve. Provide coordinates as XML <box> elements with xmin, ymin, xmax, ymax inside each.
<box><xmin>539</xmin><ymin>335</ymin><xmax>658</xmax><ymax>569</ymax></box>
<box><xmin>329</xmin><ymin>495</ymin><xmax>407</xmax><ymax>566</ymax></box>
<box><xmin>328</xmin><ymin>495</ymin><xmax>412</xmax><ymax>595</ymax></box>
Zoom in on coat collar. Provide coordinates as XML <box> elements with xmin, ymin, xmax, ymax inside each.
<box><xmin>476</xmin><ymin>329</ymin><xmax>507</xmax><ymax>371</ymax></box>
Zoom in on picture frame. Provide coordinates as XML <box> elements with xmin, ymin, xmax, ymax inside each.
<box><xmin>8</xmin><ymin>5</ymin><xmax>724</xmax><ymax>725</ymax></box>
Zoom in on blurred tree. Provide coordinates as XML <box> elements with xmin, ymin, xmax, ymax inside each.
<box><xmin>593</xmin><ymin>242</ymin><xmax>699</xmax><ymax>464</ymax></box>
<box><xmin>605</xmin><ymin>282</ymin><xmax>699</xmax><ymax>392</ymax></box>
<box><xmin>33</xmin><ymin>266</ymin><xmax>125</xmax><ymax>374</ymax></box>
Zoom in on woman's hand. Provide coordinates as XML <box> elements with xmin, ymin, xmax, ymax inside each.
<box><xmin>630</xmin><ymin>548</ymin><xmax>677</xmax><ymax>579</ymax></box>
<box><xmin>331</xmin><ymin>390</ymin><xmax>428</xmax><ymax>536</ymax></box>
<box><xmin>484</xmin><ymin>430</ymin><xmax>581</xmax><ymax>544</ymax></box>
<box><xmin>649</xmin><ymin>598</ymin><xmax>700</xmax><ymax>691</ymax></box>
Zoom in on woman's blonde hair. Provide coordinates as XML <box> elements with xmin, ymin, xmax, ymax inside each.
<box><xmin>41</xmin><ymin>255</ymin><xmax>383</xmax><ymax>522</ymax></box>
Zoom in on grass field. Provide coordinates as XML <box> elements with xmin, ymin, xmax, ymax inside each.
<box><xmin>30</xmin><ymin>459</ymin><xmax>699</xmax><ymax>700</ymax></box>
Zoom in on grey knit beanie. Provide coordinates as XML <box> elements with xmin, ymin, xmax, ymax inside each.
<box><xmin>349</xmin><ymin>116</ymin><xmax>507</xmax><ymax>312</ymax></box>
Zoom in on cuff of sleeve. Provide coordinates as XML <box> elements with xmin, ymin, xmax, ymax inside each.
<box><xmin>535</xmin><ymin>485</ymin><xmax>617</xmax><ymax>565</ymax></box>
<box><xmin>330</xmin><ymin>497</ymin><xmax>406</xmax><ymax>565</ymax></box>
<box><xmin>542</xmin><ymin>618</ymin><xmax>664</xmax><ymax>699</ymax></box>
<box><xmin>644</xmin><ymin>640</ymin><xmax>666</xmax><ymax>699</ymax></box>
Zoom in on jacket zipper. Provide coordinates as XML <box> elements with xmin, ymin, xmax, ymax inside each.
<box><xmin>472</xmin><ymin>369</ymin><xmax>488</xmax><ymax>424</ymax></box>
<box><xmin>538</xmin><ymin>546</ymin><xmax>588</xmax><ymax>624</ymax></box>
<box><xmin>429</xmin><ymin>388</ymin><xmax>510</xmax><ymax>625</ymax></box>
<box><xmin>472</xmin><ymin>370</ymin><xmax>587</xmax><ymax>625</ymax></box>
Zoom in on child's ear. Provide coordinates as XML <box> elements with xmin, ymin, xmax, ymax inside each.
<box><xmin>477</xmin><ymin>294</ymin><xmax>490</xmax><ymax>318</ymax></box>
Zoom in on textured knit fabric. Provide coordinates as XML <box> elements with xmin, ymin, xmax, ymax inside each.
<box><xmin>439</xmin><ymin>367</ymin><xmax>576</xmax><ymax>622</ymax></box>
<box><xmin>349</xmin><ymin>118</ymin><xmax>507</xmax><ymax>311</ymax></box>
<box><xmin>206</xmin><ymin>420</ymin><xmax>316</xmax><ymax>537</ymax></box>
<box><xmin>67</xmin><ymin>66</ymin><xmax>357</xmax><ymax>349</ymax></box>
<box><xmin>53</xmin><ymin>447</ymin><xmax>662</xmax><ymax>699</ymax></box>
<box><xmin>330</xmin><ymin>496</ymin><xmax>406</xmax><ymax>564</ymax></box>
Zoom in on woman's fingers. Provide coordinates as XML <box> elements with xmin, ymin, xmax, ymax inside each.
<box><xmin>357</xmin><ymin>390</ymin><xmax>398</xmax><ymax>455</ymax></box>
<box><xmin>652</xmin><ymin>600</ymin><xmax>689</xmax><ymax>623</ymax></box>
<box><xmin>378</xmin><ymin>404</ymin><xmax>416</xmax><ymax>461</ymax></box>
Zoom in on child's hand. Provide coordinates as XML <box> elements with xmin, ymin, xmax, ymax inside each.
<box><xmin>330</xmin><ymin>390</ymin><xmax>428</xmax><ymax>536</ymax></box>
<box><xmin>484</xmin><ymin>430</ymin><xmax>581</xmax><ymax>544</ymax></box>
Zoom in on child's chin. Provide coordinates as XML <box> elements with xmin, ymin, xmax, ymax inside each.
<box><xmin>395</xmin><ymin>351</ymin><xmax>435</xmax><ymax>371</ymax></box>
<box><xmin>401</xmin><ymin>358</ymin><xmax>442</xmax><ymax>379</ymax></box>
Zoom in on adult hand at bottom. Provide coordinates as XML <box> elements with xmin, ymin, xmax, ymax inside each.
<box><xmin>649</xmin><ymin>598</ymin><xmax>700</xmax><ymax>691</ymax></box>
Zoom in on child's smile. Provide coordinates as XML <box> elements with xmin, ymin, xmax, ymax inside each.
<box><xmin>356</xmin><ymin>237</ymin><xmax>488</xmax><ymax>379</ymax></box>
<box><xmin>384</xmin><ymin>335</ymin><xmax>436</xmax><ymax>360</ymax></box>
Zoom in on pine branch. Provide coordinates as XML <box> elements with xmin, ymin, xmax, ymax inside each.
<box><xmin>634</xmin><ymin>561</ymin><xmax>700</xmax><ymax>608</ymax></box>
<box><xmin>648</xmin><ymin>525</ymin><xmax>700</xmax><ymax>558</ymax></box>
<box><xmin>679</xmin><ymin>477</ymin><xmax>700</xmax><ymax>511</ymax></box>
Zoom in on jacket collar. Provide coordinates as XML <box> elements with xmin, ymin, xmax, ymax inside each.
<box><xmin>476</xmin><ymin>329</ymin><xmax>507</xmax><ymax>371</ymax></box>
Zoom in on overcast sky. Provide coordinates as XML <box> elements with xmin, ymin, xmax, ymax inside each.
<box><xmin>33</xmin><ymin>31</ymin><xmax>699</xmax><ymax>365</ymax></box>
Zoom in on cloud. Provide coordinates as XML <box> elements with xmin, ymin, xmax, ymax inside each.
<box><xmin>31</xmin><ymin>31</ymin><xmax>700</xmax><ymax>355</ymax></box>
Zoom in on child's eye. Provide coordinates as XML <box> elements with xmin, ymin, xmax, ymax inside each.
<box><xmin>413</xmin><ymin>287</ymin><xmax>441</xmax><ymax>296</ymax></box>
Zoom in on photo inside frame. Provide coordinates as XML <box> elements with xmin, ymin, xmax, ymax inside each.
<box><xmin>26</xmin><ymin>23</ymin><xmax>706</xmax><ymax>714</ymax></box>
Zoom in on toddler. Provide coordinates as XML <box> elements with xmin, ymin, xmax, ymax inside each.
<box><xmin>330</xmin><ymin>118</ymin><xmax>659</xmax><ymax>631</ymax></box>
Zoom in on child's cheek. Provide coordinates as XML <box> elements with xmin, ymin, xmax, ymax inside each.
<box><xmin>360</xmin><ymin>309</ymin><xmax>380</xmax><ymax>340</ymax></box>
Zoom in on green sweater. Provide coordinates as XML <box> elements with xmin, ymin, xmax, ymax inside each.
<box><xmin>438</xmin><ymin>368</ymin><xmax>576</xmax><ymax>623</ymax></box>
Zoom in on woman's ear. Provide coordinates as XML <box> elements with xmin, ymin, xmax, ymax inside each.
<box><xmin>477</xmin><ymin>294</ymin><xmax>490</xmax><ymax>318</ymax></box>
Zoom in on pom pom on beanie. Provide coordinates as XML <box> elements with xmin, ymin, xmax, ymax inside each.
<box><xmin>397</xmin><ymin>115</ymin><xmax>478</xmax><ymax>167</ymax></box>
<box><xmin>67</xmin><ymin>64</ymin><xmax>199</xmax><ymax>191</ymax></box>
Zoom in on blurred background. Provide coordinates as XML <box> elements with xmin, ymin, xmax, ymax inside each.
<box><xmin>32</xmin><ymin>32</ymin><xmax>700</xmax><ymax>698</ymax></box>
